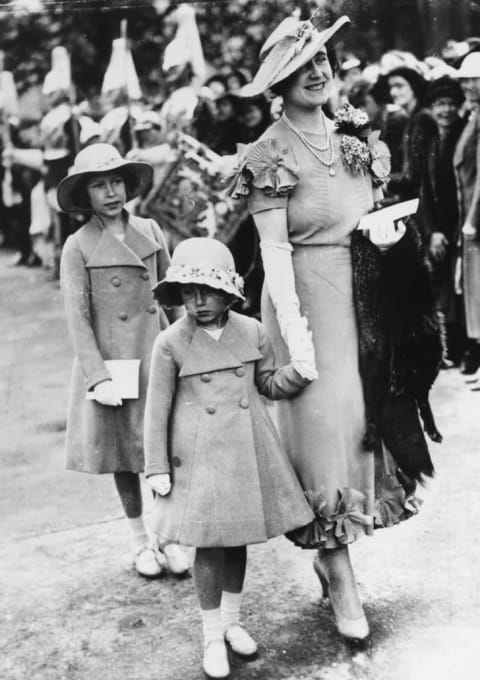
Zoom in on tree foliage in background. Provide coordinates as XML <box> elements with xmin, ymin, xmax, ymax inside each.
<box><xmin>0</xmin><ymin>0</ymin><xmax>478</xmax><ymax>102</ymax></box>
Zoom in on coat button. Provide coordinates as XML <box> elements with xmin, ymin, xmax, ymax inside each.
<box><xmin>147</xmin><ymin>304</ymin><xmax>157</xmax><ymax>314</ymax></box>
<box><xmin>200</xmin><ymin>374</ymin><xmax>212</xmax><ymax>383</ymax></box>
<box><xmin>206</xmin><ymin>405</ymin><xmax>216</xmax><ymax>414</ymax></box>
<box><xmin>119</xmin><ymin>312</ymin><xmax>128</xmax><ymax>321</ymax></box>
<box><xmin>239</xmin><ymin>398</ymin><xmax>249</xmax><ymax>409</ymax></box>
<box><xmin>235</xmin><ymin>367</ymin><xmax>245</xmax><ymax>377</ymax></box>
<box><xmin>172</xmin><ymin>456</ymin><xmax>182</xmax><ymax>468</ymax></box>
<box><xmin>142</xmin><ymin>272</ymin><xmax>150</xmax><ymax>281</ymax></box>
<box><xmin>111</xmin><ymin>277</ymin><xmax>121</xmax><ymax>287</ymax></box>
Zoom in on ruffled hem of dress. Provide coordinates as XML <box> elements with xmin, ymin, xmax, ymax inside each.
<box><xmin>285</xmin><ymin>476</ymin><xmax>423</xmax><ymax>549</ymax></box>
<box><xmin>285</xmin><ymin>486</ymin><xmax>373</xmax><ymax>549</ymax></box>
<box><xmin>373</xmin><ymin>472</ymin><xmax>423</xmax><ymax>529</ymax></box>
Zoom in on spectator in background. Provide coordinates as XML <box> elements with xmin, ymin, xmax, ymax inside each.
<box><xmin>348</xmin><ymin>77</ymin><xmax>408</xmax><ymax>204</ymax></box>
<box><xmin>453</xmin><ymin>53</ymin><xmax>480</xmax><ymax>381</ymax></box>
<box><xmin>237</xmin><ymin>94</ymin><xmax>271</xmax><ymax>143</ymax></box>
<box><xmin>386</xmin><ymin>66</ymin><xmax>437</xmax><ymax>201</ymax></box>
<box><xmin>8</xmin><ymin>119</ymin><xmax>42</xmax><ymax>267</ymax></box>
<box><xmin>226</xmin><ymin>69</ymin><xmax>250</xmax><ymax>94</ymax></box>
<box><xmin>419</xmin><ymin>76</ymin><xmax>466</xmax><ymax>367</ymax></box>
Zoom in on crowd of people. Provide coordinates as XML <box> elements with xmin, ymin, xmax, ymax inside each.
<box><xmin>3</xmin><ymin>4</ymin><xmax>480</xmax><ymax>678</ymax></box>
<box><xmin>2</xmin><ymin>8</ymin><xmax>480</xmax><ymax>379</ymax></box>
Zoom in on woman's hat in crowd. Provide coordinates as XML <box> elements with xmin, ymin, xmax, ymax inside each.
<box><xmin>241</xmin><ymin>12</ymin><xmax>350</xmax><ymax>97</ymax></box>
<box><xmin>386</xmin><ymin>66</ymin><xmax>428</xmax><ymax>101</ymax></box>
<box><xmin>455</xmin><ymin>51</ymin><xmax>480</xmax><ymax>79</ymax></box>
<box><xmin>57</xmin><ymin>143</ymin><xmax>153</xmax><ymax>213</ymax></box>
<box><xmin>425</xmin><ymin>75</ymin><xmax>465</xmax><ymax>106</ymax></box>
<box><xmin>153</xmin><ymin>238</ymin><xmax>245</xmax><ymax>307</ymax></box>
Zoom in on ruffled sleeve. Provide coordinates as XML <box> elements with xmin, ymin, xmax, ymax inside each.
<box><xmin>224</xmin><ymin>138</ymin><xmax>299</xmax><ymax>214</ymax></box>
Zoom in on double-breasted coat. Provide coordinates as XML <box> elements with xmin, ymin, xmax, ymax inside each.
<box><xmin>144</xmin><ymin>311</ymin><xmax>315</xmax><ymax>548</ymax></box>
<box><xmin>60</xmin><ymin>212</ymin><xmax>170</xmax><ymax>473</ymax></box>
<box><xmin>454</xmin><ymin>110</ymin><xmax>480</xmax><ymax>339</ymax></box>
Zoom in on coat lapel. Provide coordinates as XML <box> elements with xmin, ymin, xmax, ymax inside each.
<box><xmin>453</xmin><ymin>113</ymin><xmax>476</xmax><ymax>169</ymax></box>
<box><xmin>179</xmin><ymin>314</ymin><xmax>263</xmax><ymax>377</ymax></box>
<box><xmin>85</xmin><ymin>213</ymin><xmax>160</xmax><ymax>269</ymax></box>
<box><xmin>124</xmin><ymin>217</ymin><xmax>162</xmax><ymax>260</ymax></box>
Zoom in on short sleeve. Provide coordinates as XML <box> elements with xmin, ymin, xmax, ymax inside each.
<box><xmin>224</xmin><ymin>138</ymin><xmax>299</xmax><ymax>214</ymax></box>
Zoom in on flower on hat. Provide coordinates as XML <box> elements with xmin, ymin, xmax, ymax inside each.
<box><xmin>164</xmin><ymin>263</ymin><xmax>244</xmax><ymax>298</ymax></box>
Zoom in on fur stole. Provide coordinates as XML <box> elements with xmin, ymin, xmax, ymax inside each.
<box><xmin>351</xmin><ymin>218</ymin><xmax>442</xmax><ymax>484</ymax></box>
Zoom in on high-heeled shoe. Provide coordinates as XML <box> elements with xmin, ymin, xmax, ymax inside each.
<box><xmin>328</xmin><ymin>587</ymin><xmax>370</xmax><ymax>642</ymax></box>
<box><xmin>312</xmin><ymin>552</ymin><xmax>330</xmax><ymax>599</ymax></box>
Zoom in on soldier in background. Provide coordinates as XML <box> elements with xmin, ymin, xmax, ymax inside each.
<box><xmin>39</xmin><ymin>46</ymin><xmax>80</xmax><ymax>277</ymax></box>
<box><xmin>99</xmin><ymin>34</ymin><xmax>143</xmax><ymax>156</ymax></box>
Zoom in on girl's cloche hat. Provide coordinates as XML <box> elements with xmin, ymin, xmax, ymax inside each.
<box><xmin>57</xmin><ymin>143</ymin><xmax>153</xmax><ymax>213</ymax></box>
<box><xmin>241</xmin><ymin>11</ymin><xmax>350</xmax><ymax>98</ymax></box>
<box><xmin>153</xmin><ymin>237</ymin><xmax>245</xmax><ymax>307</ymax></box>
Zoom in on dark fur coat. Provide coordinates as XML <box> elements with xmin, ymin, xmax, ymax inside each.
<box><xmin>351</xmin><ymin>218</ymin><xmax>442</xmax><ymax>485</ymax></box>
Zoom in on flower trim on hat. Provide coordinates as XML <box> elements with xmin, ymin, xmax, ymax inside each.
<box><xmin>165</xmin><ymin>263</ymin><xmax>245</xmax><ymax>298</ymax></box>
<box><xmin>334</xmin><ymin>103</ymin><xmax>391</xmax><ymax>185</ymax></box>
<box><xmin>224</xmin><ymin>139</ymin><xmax>299</xmax><ymax>199</ymax></box>
<box><xmin>267</xmin><ymin>20</ymin><xmax>315</xmax><ymax>87</ymax></box>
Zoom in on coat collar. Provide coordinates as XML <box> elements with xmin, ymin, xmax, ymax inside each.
<box><xmin>179</xmin><ymin>313</ymin><xmax>263</xmax><ymax>377</ymax></box>
<box><xmin>454</xmin><ymin>111</ymin><xmax>477</xmax><ymax>169</ymax></box>
<box><xmin>85</xmin><ymin>212</ymin><xmax>161</xmax><ymax>269</ymax></box>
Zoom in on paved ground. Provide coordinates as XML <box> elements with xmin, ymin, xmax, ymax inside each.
<box><xmin>1</xmin><ymin>248</ymin><xmax>479</xmax><ymax>680</ymax></box>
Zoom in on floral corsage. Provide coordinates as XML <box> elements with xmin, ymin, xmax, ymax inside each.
<box><xmin>223</xmin><ymin>139</ymin><xmax>299</xmax><ymax>199</ymax></box>
<box><xmin>334</xmin><ymin>103</ymin><xmax>391</xmax><ymax>186</ymax></box>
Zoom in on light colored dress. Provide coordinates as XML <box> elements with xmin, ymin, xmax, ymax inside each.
<box><xmin>231</xmin><ymin>118</ymin><xmax>413</xmax><ymax>549</ymax></box>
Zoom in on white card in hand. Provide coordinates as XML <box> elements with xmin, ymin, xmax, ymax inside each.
<box><xmin>86</xmin><ymin>360</ymin><xmax>141</xmax><ymax>400</ymax></box>
<box><xmin>357</xmin><ymin>199</ymin><xmax>418</xmax><ymax>248</ymax></box>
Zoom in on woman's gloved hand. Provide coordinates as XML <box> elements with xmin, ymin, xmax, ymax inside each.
<box><xmin>92</xmin><ymin>379</ymin><xmax>123</xmax><ymax>406</ymax></box>
<box><xmin>260</xmin><ymin>240</ymin><xmax>318</xmax><ymax>380</ymax></box>
<box><xmin>147</xmin><ymin>473</ymin><xmax>172</xmax><ymax>496</ymax></box>
<box><xmin>462</xmin><ymin>222</ymin><xmax>476</xmax><ymax>238</ymax></box>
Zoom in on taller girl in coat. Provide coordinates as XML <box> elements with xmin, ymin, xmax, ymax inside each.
<box><xmin>58</xmin><ymin>143</ymin><xmax>188</xmax><ymax>577</ymax></box>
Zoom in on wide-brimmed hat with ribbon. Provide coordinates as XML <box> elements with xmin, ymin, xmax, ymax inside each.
<box><xmin>153</xmin><ymin>237</ymin><xmax>245</xmax><ymax>307</ymax></box>
<box><xmin>57</xmin><ymin>143</ymin><xmax>153</xmax><ymax>213</ymax></box>
<box><xmin>241</xmin><ymin>12</ymin><xmax>350</xmax><ymax>98</ymax></box>
<box><xmin>455</xmin><ymin>51</ymin><xmax>480</xmax><ymax>79</ymax></box>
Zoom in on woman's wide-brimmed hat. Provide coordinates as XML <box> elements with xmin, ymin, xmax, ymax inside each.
<box><xmin>455</xmin><ymin>51</ymin><xmax>480</xmax><ymax>79</ymax></box>
<box><xmin>386</xmin><ymin>66</ymin><xmax>428</xmax><ymax>101</ymax></box>
<box><xmin>57</xmin><ymin>143</ymin><xmax>153</xmax><ymax>213</ymax></box>
<box><xmin>153</xmin><ymin>237</ymin><xmax>245</xmax><ymax>307</ymax></box>
<box><xmin>241</xmin><ymin>13</ymin><xmax>350</xmax><ymax>98</ymax></box>
<box><xmin>425</xmin><ymin>75</ymin><xmax>465</xmax><ymax>106</ymax></box>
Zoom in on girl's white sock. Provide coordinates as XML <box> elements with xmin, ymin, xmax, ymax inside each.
<box><xmin>127</xmin><ymin>516</ymin><xmax>149</xmax><ymax>552</ymax></box>
<box><xmin>200</xmin><ymin>607</ymin><xmax>224</xmax><ymax>644</ymax></box>
<box><xmin>221</xmin><ymin>591</ymin><xmax>243</xmax><ymax>629</ymax></box>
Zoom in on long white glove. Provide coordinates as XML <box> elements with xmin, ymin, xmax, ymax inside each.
<box><xmin>147</xmin><ymin>473</ymin><xmax>172</xmax><ymax>496</ymax></box>
<box><xmin>260</xmin><ymin>240</ymin><xmax>318</xmax><ymax>380</ymax></box>
<box><xmin>92</xmin><ymin>379</ymin><xmax>123</xmax><ymax>407</ymax></box>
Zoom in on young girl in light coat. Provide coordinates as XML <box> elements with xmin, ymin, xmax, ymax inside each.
<box><xmin>58</xmin><ymin>143</ymin><xmax>188</xmax><ymax>579</ymax></box>
<box><xmin>144</xmin><ymin>238</ymin><xmax>315</xmax><ymax>679</ymax></box>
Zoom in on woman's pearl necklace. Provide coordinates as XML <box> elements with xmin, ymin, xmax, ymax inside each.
<box><xmin>281</xmin><ymin>111</ymin><xmax>336</xmax><ymax>176</ymax></box>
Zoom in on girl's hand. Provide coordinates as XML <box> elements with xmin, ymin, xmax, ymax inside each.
<box><xmin>92</xmin><ymin>380</ymin><xmax>122</xmax><ymax>406</ymax></box>
<box><xmin>148</xmin><ymin>473</ymin><xmax>172</xmax><ymax>496</ymax></box>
